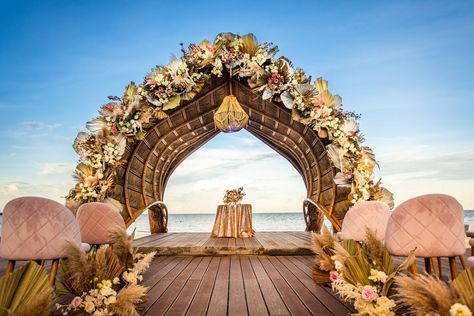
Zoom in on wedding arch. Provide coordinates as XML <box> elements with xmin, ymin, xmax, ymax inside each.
<box><xmin>67</xmin><ymin>33</ymin><xmax>392</xmax><ymax>234</ymax></box>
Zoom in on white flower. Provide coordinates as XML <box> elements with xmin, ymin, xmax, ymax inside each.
<box><xmin>123</xmin><ymin>271</ymin><xmax>138</xmax><ymax>284</ymax></box>
<box><xmin>84</xmin><ymin>301</ymin><xmax>95</xmax><ymax>313</ymax></box>
<box><xmin>334</xmin><ymin>260</ymin><xmax>344</xmax><ymax>271</ymax></box>
<box><xmin>112</xmin><ymin>277</ymin><xmax>120</xmax><ymax>285</ymax></box>
<box><xmin>107</xmin><ymin>296</ymin><xmax>117</xmax><ymax>304</ymax></box>
<box><xmin>450</xmin><ymin>303</ymin><xmax>472</xmax><ymax>316</ymax></box>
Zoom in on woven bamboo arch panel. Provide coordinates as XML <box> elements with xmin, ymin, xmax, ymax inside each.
<box><xmin>109</xmin><ymin>76</ymin><xmax>351</xmax><ymax>230</ymax></box>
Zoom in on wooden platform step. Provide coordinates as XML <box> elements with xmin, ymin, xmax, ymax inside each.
<box><xmin>133</xmin><ymin>231</ymin><xmax>314</xmax><ymax>256</ymax></box>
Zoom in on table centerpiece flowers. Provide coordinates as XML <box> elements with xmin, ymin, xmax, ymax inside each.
<box><xmin>223</xmin><ymin>187</ymin><xmax>245</xmax><ymax>204</ymax></box>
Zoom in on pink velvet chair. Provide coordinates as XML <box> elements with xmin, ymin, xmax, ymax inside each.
<box><xmin>338</xmin><ymin>201</ymin><xmax>391</xmax><ymax>242</ymax></box>
<box><xmin>385</xmin><ymin>194</ymin><xmax>467</xmax><ymax>279</ymax></box>
<box><xmin>76</xmin><ymin>202</ymin><xmax>126</xmax><ymax>245</ymax></box>
<box><xmin>0</xmin><ymin>196</ymin><xmax>84</xmax><ymax>286</ymax></box>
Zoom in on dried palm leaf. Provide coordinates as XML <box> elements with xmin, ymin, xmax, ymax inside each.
<box><xmin>342</xmin><ymin>249</ymin><xmax>371</xmax><ymax>287</ymax></box>
<box><xmin>0</xmin><ymin>261</ymin><xmax>51</xmax><ymax>316</ymax></box>
<box><xmin>12</xmin><ymin>288</ymin><xmax>52</xmax><ymax>316</ymax></box>
<box><xmin>162</xmin><ymin>95</ymin><xmax>181</xmax><ymax>111</ymax></box>
<box><xmin>241</xmin><ymin>33</ymin><xmax>258</xmax><ymax>56</ymax></box>
<box><xmin>94</xmin><ymin>246</ymin><xmax>124</xmax><ymax>282</ymax></box>
<box><xmin>452</xmin><ymin>267</ymin><xmax>474</xmax><ymax>308</ymax></box>
<box><xmin>74</xmin><ymin>163</ymin><xmax>93</xmax><ymax>179</ymax></box>
<box><xmin>395</xmin><ymin>274</ymin><xmax>455</xmax><ymax>316</ymax></box>
<box><xmin>122</xmin><ymin>82</ymin><xmax>139</xmax><ymax>105</ymax></box>
<box><xmin>372</xmin><ymin>186</ymin><xmax>395</xmax><ymax>209</ymax></box>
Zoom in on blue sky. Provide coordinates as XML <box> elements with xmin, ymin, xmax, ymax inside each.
<box><xmin>0</xmin><ymin>0</ymin><xmax>473</xmax><ymax>213</ymax></box>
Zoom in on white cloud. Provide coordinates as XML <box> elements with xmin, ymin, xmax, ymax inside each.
<box><xmin>21</xmin><ymin>121</ymin><xmax>62</xmax><ymax>130</ymax></box>
<box><xmin>36</xmin><ymin>162</ymin><xmax>75</xmax><ymax>175</ymax></box>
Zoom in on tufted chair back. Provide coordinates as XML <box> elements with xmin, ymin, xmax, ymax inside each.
<box><xmin>339</xmin><ymin>201</ymin><xmax>391</xmax><ymax>242</ymax></box>
<box><xmin>0</xmin><ymin>196</ymin><xmax>82</xmax><ymax>260</ymax></box>
<box><xmin>76</xmin><ymin>202</ymin><xmax>126</xmax><ymax>245</ymax></box>
<box><xmin>385</xmin><ymin>194</ymin><xmax>465</xmax><ymax>257</ymax></box>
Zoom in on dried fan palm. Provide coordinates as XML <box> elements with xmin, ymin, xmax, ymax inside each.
<box><xmin>12</xmin><ymin>289</ymin><xmax>52</xmax><ymax>316</ymax></box>
<box><xmin>0</xmin><ymin>262</ymin><xmax>51</xmax><ymax>316</ymax></box>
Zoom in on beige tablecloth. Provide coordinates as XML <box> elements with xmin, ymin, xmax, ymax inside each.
<box><xmin>211</xmin><ymin>204</ymin><xmax>255</xmax><ymax>238</ymax></box>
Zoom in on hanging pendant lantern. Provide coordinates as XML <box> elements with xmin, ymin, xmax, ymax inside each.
<box><xmin>214</xmin><ymin>94</ymin><xmax>249</xmax><ymax>133</ymax></box>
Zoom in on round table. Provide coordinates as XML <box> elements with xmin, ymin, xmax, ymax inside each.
<box><xmin>211</xmin><ymin>204</ymin><xmax>255</xmax><ymax>238</ymax></box>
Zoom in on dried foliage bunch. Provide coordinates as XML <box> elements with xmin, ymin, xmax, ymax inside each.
<box><xmin>395</xmin><ymin>267</ymin><xmax>474</xmax><ymax>316</ymax></box>
<box><xmin>312</xmin><ymin>226</ymin><xmax>415</xmax><ymax>316</ymax></box>
<box><xmin>67</xmin><ymin>32</ymin><xmax>393</xmax><ymax>210</ymax></box>
<box><xmin>0</xmin><ymin>261</ymin><xmax>52</xmax><ymax>316</ymax></box>
<box><xmin>223</xmin><ymin>187</ymin><xmax>246</xmax><ymax>204</ymax></box>
<box><xmin>56</xmin><ymin>228</ymin><xmax>156</xmax><ymax>316</ymax></box>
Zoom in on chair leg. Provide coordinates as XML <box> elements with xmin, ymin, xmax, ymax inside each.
<box><xmin>409</xmin><ymin>262</ymin><xmax>418</xmax><ymax>275</ymax></box>
<box><xmin>424</xmin><ymin>258</ymin><xmax>432</xmax><ymax>275</ymax></box>
<box><xmin>459</xmin><ymin>255</ymin><xmax>467</xmax><ymax>270</ymax></box>
<box><xmin>49</xmin><ymin>259</ymin><xmax>60</xmax><ymax>287</ymax></box>
<box><xmin>448</xmin><ymin>256</ymin><xmax>458</xmax><ymax>280</ymax></box>
<box><xmin>430</xmin><ymin>257</ymin><xmax>440</xmax><ymax>278</ymax></box>
<box><xmin>5</xmin><ymin>260</ymin><xmax>15</xmax><ymax>274</ymax></box>
<box><xmin>438</xmin><ymin>257</ymin><xmax>443</xmax><ymax>279</ymax></box>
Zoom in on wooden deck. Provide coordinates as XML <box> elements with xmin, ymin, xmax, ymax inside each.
<box><xmin>133</xmin><ymin>231</ymin><xmax>314</xmax><ymax>255</ymax></box>
<box><xmin>0</xmin><ymin>231</ymin><xmax>471</xmax><ymax>316</ymax></box>
<box><xmin>140</xmin><ymin>255</ymin><xmax>353</xmax><ymax>316</ymax></box>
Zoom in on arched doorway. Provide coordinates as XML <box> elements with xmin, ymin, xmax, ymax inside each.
<box><xmin>108</xmin><ymin>76</ymin><xmax>350</xmax><ymax>233</ymax></box>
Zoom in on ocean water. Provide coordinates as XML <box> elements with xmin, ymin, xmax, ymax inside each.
<box><xmin>1</xmin><ymin>210</ymin><xmax>474</xmax><ymax>238</ymax></box>
<box><xmin>128</xmin><ymin>210</ymin><xmax>474</xmax><ymax>238</ymax></box>
<box><xmin>128</xmin><ymin>212</ymin><xmax>310</xmax><ymax>238</ymax></box>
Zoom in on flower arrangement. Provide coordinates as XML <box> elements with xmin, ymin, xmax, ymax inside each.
<box><xmin>312</xmin><ymin>226</ymin><xmax>415</xmax><ymax>315</ymax></box>
<box><xmin>56</xmin><ymin>228</ymin><xmax>156</xmax><ymax>316</ymax></box>
<box><xmin>67</xmin><ymin>32</ymin><xmax>393</xmax><ymax>212</ymax></box>
<box><xmin>223</xmin><ymin>187</ymin><xmax>245</xmax><ymax>204</ymax></box>
<box><xmin>395</xmin><ymin>267</ymin><xmax>474</xmax><ymax>316</ymax></box>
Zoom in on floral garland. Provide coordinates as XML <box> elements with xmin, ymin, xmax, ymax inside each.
<box><xmin>67</xmin><ymin>32</ymin><xmax>393</xmax><ymax>210</ymax></box>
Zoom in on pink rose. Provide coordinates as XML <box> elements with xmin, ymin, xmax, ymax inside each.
<box><xmin>361</xmin><ymin>286</ymin><xmax>377</xmax><ymax>302</ymax></box>
<box><xmin>329</xmin><ymin>271</ymin><xmax>339</xmax><ymax>282</ymax></box>
<box><xmin>71</xmin><ymin>296</ymin><xmax>82</xmax><ymax>308</ymax></box>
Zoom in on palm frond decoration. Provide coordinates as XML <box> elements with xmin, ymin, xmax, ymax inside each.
<box><xmin>0</xmin><ymin>261</ymin><xmax>52</xmax><ymax>316</ymax></box>
<box><xmin>452</xmin><ymin>267</ymin><xmax>474</xmax><ymax>308</ymax></box>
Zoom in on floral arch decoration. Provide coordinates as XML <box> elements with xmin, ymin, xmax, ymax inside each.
<box><xmin>67</xmin><ymin>33</ymin><xmax>393</xmax><ymax>232</ymax></box>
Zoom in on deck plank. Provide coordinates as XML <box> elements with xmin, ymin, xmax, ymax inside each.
<box><xmin>146</xmin><ymin>257</ymin><xmax>203</xmax><ymax>315</ymax></box>
<box><xmin>207</xmin><ymin>256</ymin><xmax>231</xmax><ymax>316</ymax></box>
<box><xmin>248</xmin><ymin>256</ymin><xmax>289</xmax><ymax>315</ymax></box>
<box><xmin>258</xmin><ymin>256</ymin><xmax>312</xmax><ymax>315</ymax></box>
<box><xmin>240</xmin><ymin>256</ymin><xmax>269</xmax><ymax>316</ymax></box>
<box><xmin>228</xmin><ymin>256</ymin><xmax>248</xmax><ymax>315</ymax></box>
<box><xmin>166</xmin><ymin>256</ymin><xmax>212</xmax><ymax>315</ymax></box>
<box><xmin>186</xmin><ymin>257</ymin><xmax>220</xmax><ymax>315</ymax></box>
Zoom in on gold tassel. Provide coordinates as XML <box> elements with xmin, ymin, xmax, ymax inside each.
<box><xmin>213</xmin><ymin>95</ymin><xmax>249</xmax><ymax>132</ymax></box>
